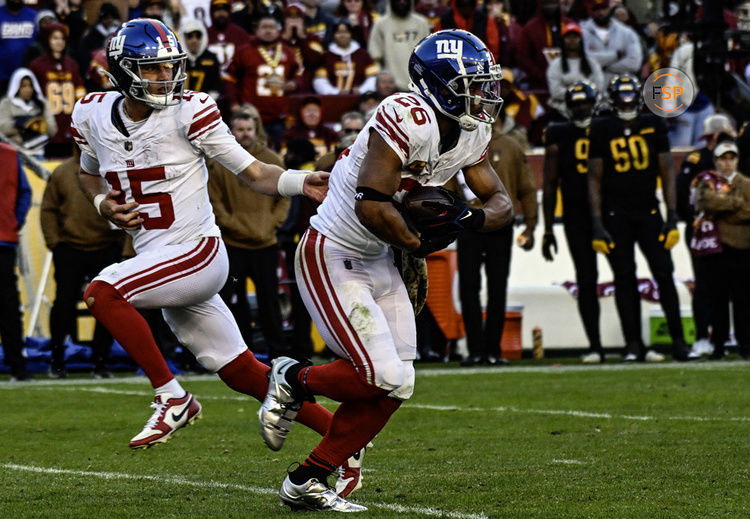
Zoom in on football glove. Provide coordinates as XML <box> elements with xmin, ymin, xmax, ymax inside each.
<box><xmin>591</xmin><ymin>218</ymin><xmax>615</xmax><ymax>254</ymax></box>
<box><xmin>420</xmin><ymin>191</ymin><xmax>485</xmax><ymax>236</ymax></box>
<box><xmin>542</xmin><ymin>232</ymin><xmax>557</xmax><ymax>261</ymax></box>
<box><xmin>411</xmin><ymin>232</ymin><xmax>459</xmax><ymax>258</ymax></box>
<box><xmin>659</xmin><ymin>210</ymin><xmax>680</xmax><ymax>250</ymax></box>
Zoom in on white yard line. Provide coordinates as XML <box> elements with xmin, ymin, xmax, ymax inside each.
<box><xmin>5</xmin><ymin>384</ymin><xmax>748</xmax><ymax>423</ymax></box>
<box><xmin>0</xmin><ymin>463</ymin><xmax>487</xmax><ymax>519</ymax></box>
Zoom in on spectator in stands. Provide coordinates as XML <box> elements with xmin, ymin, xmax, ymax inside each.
<box><xmin>301</xmin><ymin>0</ymin><xmax>336</xmax><ymax>44</ymax></box>
<box><xmin>0</xmin><ymin>142</ymin><xmax>32</xmax><ymax>381</ymax></box>
<box><xmin>335</xmin><ymin>0</ymin><xmax>378</xmax><ymax>47</ymax></box>
<box><xmin>207</xmin><ymin>0</ymin><xmax>250</xmax><ymax>72</ymax></box>
<box><xmin>315</xmin><ymin>110</ymin><xmax>365</xmax><ymax>170</ymax></box>
<box><xmin>501</xmin><ymin>69</ymin><xmax>545</xmax><ymax>145</ymax></box>
<box><xmin>231</xmin><ymin>0</ymin><xmax>274</xmax><ymax>34</ymax></box>
<box><xmin>313</xmin><ymin>20</ymin><xmax>378</xmax><ymax>95</ymax></box>
<box><xmin>224</xmin><ymin>13</ymin><xmax>304</xmax><ymax>149</ymax></box>
<box><xmin>55</xmin><ymin>0</ymin><xmax>88</xmax><ymax>51</ymax></box>
<box><xmin>434</xmin><ymin>0</ymin><xmax>500</xmax><ymax>60</ymax></box>
<box><xmin>29</xmin><ymin>21</ymin><xmax>86</xmax><ymax>158</ymax></box>
<box><xmin>415</xmin><ymin>0</ymin><xmax>449</xmax><ymax>29</ymax></box>
<box><xmin>487</xmin><ymin>0</ymin><xmax>522</xmax><ymax>69</ymax></box>
<box><xmin>693</xmin><ymin>140</ymin><xmax>750</xmax><ymax>360</ymax></box>
<box><xmin>140</xmin><ymin>0</ymin><xmax>172</xmax><ymax>25</ymax></box>
<box><xmin>668</xmin><ymin>33</ymin><xmax>714</xmax><ymax>147</ymax></box>
<box><xmin>677</xmin><ymin>115</ymin><xmax>736</xmax><ymax>358</ymax></box>
<box><xmin>546</xmin><ymin>21</ymin><xmax>604</xmax><ymax>120</ymax></box>
<box><xmin>0</xmin><ymin>68</ymin><xmax>57</xmax><ymax>159</ymax></box>
<box><xmin>282</xmin><ymin>95</ymin><xmax>340</xmax><ymax>158</ymax></box>
<box><xmin>358</xmin><ymin>89</ymin><xmax>380</xmax><ymax>116</ymax></box>
<box><xmin>207</xmin><ymin>109</ymin><xmax>292</xmax><ymax>358</ymax></box>
<box><xmin>182</xmin><ymin>0</ymin><xmax>213</xmax><ymax>28</ymax></box>
<box><xmin>368</xmin><ymin>0</ymin><xmax>431</xmax><ymax>91</ymax></box>
<box><xmin>517</xmin><ymin>0</ymin><xmax>573</xmax><ymax>89</ymax></box>
<box><xmin>0</xmin><ymin>0</ymin><xmax>38</xmax><ymax>94</ymax></box>
<box><xmin>41</xmin><ymin>147</ymin><xmax>123</xmax><ymax>379</ymax></box>
<box><xmin>277</xmin><ymin>138</ymin><xmax>319</xmax><ymax>358</ymax></box>
<box><xmin>180</xmin><ymin>18</ymin><xmax>222</xmax><ymax>100</ymax></box>
<box><xmin>76</xmin><ymin>2</ymin><xmax>120</xmax><ymax>84</ymax></box>
<box><xmin>374</xmin><ymin>70</ymin><xmax>396</xmax><ymax>98</ymax></box>
<box><xmin>282</xmin><ymin>2</ymin><xmax>325</xmax><ymax>89</ymax></box>
<box><xmin>455</xmin><ymin>113</ymin><xmax>538</xmax><ymax>366</ymax></box>
<box><xmin>580</xmin><ymin>0</ymin><xmax>642</xmax><ymax>84</ymax></box>
<box><xmin>21</xmin><ymin>10</ymin><xmax>58</xmax><ymax>67</ymax></box>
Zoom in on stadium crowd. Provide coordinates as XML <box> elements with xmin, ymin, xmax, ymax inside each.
<box><xmin>2</xmin><ymin>0</ymin><xmax>750</xmax><ymax>383</ymax></box>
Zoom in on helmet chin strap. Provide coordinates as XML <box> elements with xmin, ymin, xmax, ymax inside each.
<box><xmin>458</xmin><ymin>114</ymin><xmax>478</xmax><ymax>131</ymax></box>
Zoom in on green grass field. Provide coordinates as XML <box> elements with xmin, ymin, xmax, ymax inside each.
<box><xmin>1</xmin><ymin>360</ymin><xmax>748</xmax><ymax>518</ymax></box>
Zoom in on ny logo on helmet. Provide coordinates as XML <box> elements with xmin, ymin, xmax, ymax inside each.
<box><xmin>109</xmin><ymin>34</ymin><xmax>126</xmax><ymax>58</ymax></box>
<box><xmin>436</xmin><ymin>39</ymin><xmax>463</xmax><ymax>59</ymax></box>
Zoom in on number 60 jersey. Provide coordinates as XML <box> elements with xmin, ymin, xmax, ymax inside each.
<box><xmin>71</xmin><ymin>90</ymin><xmax>255</xmax><ymax>254</ymax></box>
<box><xmin>311</xmin><ymin>93</ymin><xmax>492</xmax><ymax>256</ymax></box>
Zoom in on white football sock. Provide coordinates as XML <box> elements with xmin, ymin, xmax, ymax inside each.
<box><xmin>155</xmin><ymin>379</ymin><xmax>187</xmax><ymax>399</ymax></box>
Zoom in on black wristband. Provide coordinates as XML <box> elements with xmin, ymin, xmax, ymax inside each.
<box><xmin>463</xmin><ymin>207</ymin><xmax>486</xmax><ymax>230</ymax></box>
<box><xmin>355</xmin><ymin>186</ymin><xmax>393</xmax><ymax>203</ymax></box>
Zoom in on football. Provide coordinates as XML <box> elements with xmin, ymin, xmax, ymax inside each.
<box><xmin>400</xmin><ymin>185</ymin><xmax>460</xmax><ymax>237</ymax></box>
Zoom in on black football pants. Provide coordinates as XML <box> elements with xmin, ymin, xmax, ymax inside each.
<box><xmin>457</xmin><ymin>225</ymin><xmax>513</xmax><ymax>360</ymax></box>
<box><xmin>563</xmin><ymin>214</ymin><xmax>602</xmax><ymax>351</ymax></box>
<box><xmin>603</xmin><ymin>208</ymin><xmax>685</xmax><ymax>346</ymax></box>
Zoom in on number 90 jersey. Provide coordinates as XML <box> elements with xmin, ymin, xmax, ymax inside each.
<box><xmin>71</xmin><ymin>90</ymin><xmax>255</xmax><ymax>254</ymax></box>
<box><xmin>311</xmin><ymin>93</ymin><xmax>491</xmax><ymax>256</ymax></box>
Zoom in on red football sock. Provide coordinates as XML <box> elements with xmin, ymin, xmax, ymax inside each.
<box><xmin>305</xmin><ymin>395</ymin><xmax>401</xmax><ymax>469</ymax></box>
<box><xmin>84</xmin><ymin>280</ymin><xmax>173</xmax><ymax>388</ymax></box>
<box><xmin>298</xmin><ymin>359</ymin><xmax>388</xmax><ymax>401</ymax></box>
<box><xmin>218</xmin><ymin>350</ymin><xmax>333</xmax><ymax>436</ymax></box>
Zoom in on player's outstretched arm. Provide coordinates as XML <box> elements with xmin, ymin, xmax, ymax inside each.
<box><xmin>237</xmin><ymin>161</ymin><xmax>330</xmax><ymax>202</ymax></box>
<box><xmin>355</xmin><ymin>130</ymin><xmax>422</xmax><ymax>252</ymax></box>
<box><xmin>461</xmin><ymin>159</ymin><xmax>514</xmax><ymax>230</ymax></box>
<box><xmin>78</xmin><ymin>169</ymin><xmax>143</xmax><ymax>230</ymax></box>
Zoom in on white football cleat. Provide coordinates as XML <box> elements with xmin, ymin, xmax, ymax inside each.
<box><xmin>581</xmin><ymin>351</ymin><xmax>604</xmax><ymax>364</ymax></box>
<box><xmin>279</xmin><ymin>474</ymin><xmax>367</xmax><ymax>512</ymax></box>
<box><xmin>644</xmin><ymin>349</ymin><xmax>665</xmax><ymax>363</ymax></box>
<box><xmin>129</xmin><ymin>392</ymin><xmax>202</xmax><ymax>449</ymax></box>
<box><xmin>258</xmin><ymin>357</ymin><xmax>303</xmax><ymax>451</ymax></box>
<box><xmin>335</xmin><ymin>442</ymin><xmax>373</xmax><ymax>497</ymax></box>
<box><xmin>690</xmin><ymin>338</ymin><xmax>714</xmax><ymax>357</ymax></box>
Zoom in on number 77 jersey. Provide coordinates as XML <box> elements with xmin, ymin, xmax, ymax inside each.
<box><xmin>311</xmin><ymin>93</ymin><xmax>492</xmax><ymax>256</ymax></box>
<box><xmin>71</xmin><ymin>90</ymin><xmax>250</xmax><ymax>254</ymax></box>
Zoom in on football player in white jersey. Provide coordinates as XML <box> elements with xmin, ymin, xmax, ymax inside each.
<box><xmin>258</xmin><ymin>30</ymin><xmax>514</xmax><ymax>511</ymax></box>
<box><xmin>70</xmin><ymin>18</ymin><xmax>344</xmax><ymax>458</ymax></box>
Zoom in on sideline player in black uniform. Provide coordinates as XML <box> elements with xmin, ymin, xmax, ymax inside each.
<box><xmin>542</xmin><ymin>81</ymin><xmax>605</xmax><ymax>363</ymax></box>
<box><xmin>587</xmin><ymin>74</ymin><xmax>697</xmax><ymax>362</ymax></box>
<box><xmin>676</xmin><ymin>114</ymin><xmax>736</xmax><ymax>357</ymax></box>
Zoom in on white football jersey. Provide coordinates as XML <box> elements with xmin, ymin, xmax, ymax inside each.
<box><xmin>311</xmin><ymin>93</ymin><xmax>491</xmax><ymax>256</ymax></box>
<box><xmin>71</xmin><ymin>90</ymin><xmax>254</xmax><ymax>254</ymax></box>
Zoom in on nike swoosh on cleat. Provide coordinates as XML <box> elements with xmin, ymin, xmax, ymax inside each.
<box><xmin>171</xmin><ymin>397</ymin><xmax>193</xmax><ymax>422</ymax></box>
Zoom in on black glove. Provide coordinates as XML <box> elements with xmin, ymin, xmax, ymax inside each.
<box><xmin>591</xmin><ymin>217</ymin><xmax>615</xmax><ymax>254</ymax></box>
<box><xmin>542</xmin><ymin>232</ymin><xmax>557</xmax><ymax>261</ymax></box>
<box><xmin>420</xmin><ymin>194</ymin><xmax>485</xmax><ymax>236</ymax></box>
<box><xmin>411</xmin><ymin>232</ymin><xmax>459</xmax><ymax>258</ymax></box>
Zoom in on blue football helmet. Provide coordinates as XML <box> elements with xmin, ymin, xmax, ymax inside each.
<box><xmin>565</xmin><ymin>80</ymin><xmax>597</xmax><ymax>128</ymax></box>
<box><xmin>607</xmin><ymin>73</ymin><xmax>641</xmax><ymax>121</ymax></box>
<box><xmin>104</xmin><ymin>18</ymin><xmax>187</xmax><ymax>109</ymax></box>
<box><xmin>408</xmin><ymin>30</ymin><xmax>503</xmax><ymax>131</ymax></box>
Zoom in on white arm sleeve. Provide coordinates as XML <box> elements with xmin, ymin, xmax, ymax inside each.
<box><xmin>197</xmin><ymin>121</ymin><xmax>257</xmax><ymax>175</ymax></box>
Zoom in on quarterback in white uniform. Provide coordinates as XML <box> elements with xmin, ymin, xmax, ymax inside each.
<box><xmin>258</xmin><ymin>30</ymin><xmax>514</xmax><ymax>512</ymax></box>
<box><xmin>72</xmin><ymin>19</ymin><xmax>339</xmax><ymax>455</ymax></box>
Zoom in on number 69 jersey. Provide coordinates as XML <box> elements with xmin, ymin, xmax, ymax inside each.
<box><xmin>311</xmin><ymin>93</ymin><xmax>492</xmax><ymax>256</ymax></box>
<box><xmin>71</xmin><ymin>90</ymin><xmax>255</xmax><ymax>254</ymax></box>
